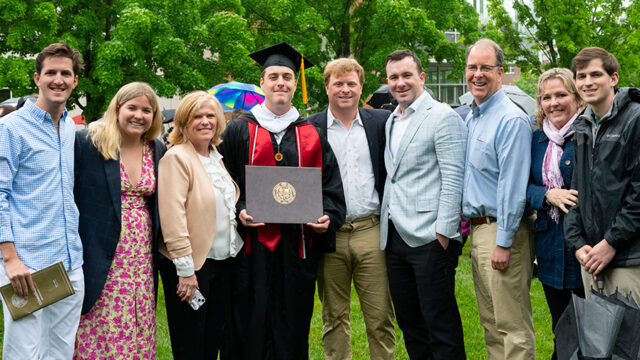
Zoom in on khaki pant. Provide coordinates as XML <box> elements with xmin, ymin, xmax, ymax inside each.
<box><xmin>317</xmin><ymin>215</ymin><xmax>395</xmax><ymax>360</ymax></box>
<box><xmin>470</xmin><ymin>216</ymin><xmax>536</xmax><ymax>360</ymax></box>
<box><xmin>582</xmin><ymin>264</ymin><xmax>640</xmax><ymax>305</ymax></box>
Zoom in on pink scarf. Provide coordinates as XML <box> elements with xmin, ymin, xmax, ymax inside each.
<box><xmin>542</xmin><ymin>114</ymin><xmax>577</xmax><ymax>223</ymax></box>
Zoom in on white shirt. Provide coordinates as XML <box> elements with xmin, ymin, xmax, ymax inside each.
<box><xmin>250</xmin><ymin>103</ymin><xmax>300</xmax><ymax>144</ymax></box>
<box><xmin>389</xmin><ymin>91</ymin><xmax>428</xmax><ymax>161</ymax></box>
<box><xmin>172</xmin><ymin>149</ymin><xmax>242</xmax><ymax>277</ymax></box>
<box><xmin>326</xmin><ymin>108</ymin><xmax>380</xmax><ymax>220</ymax></box>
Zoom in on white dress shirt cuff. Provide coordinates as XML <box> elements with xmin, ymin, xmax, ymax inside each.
<box><xmin>172</xmin><ymin>254</ymin><xmax>195</xmax><ymax>277</ymax></box>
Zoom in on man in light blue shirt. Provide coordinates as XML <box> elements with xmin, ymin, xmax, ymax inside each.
<box><xmin>462</xmin><ymin>39</ymin><xmax>535</xmax><ymax>360</ymax></box>
<box><xmin>0</xmin><ymin>43</ymin><xmax>84</xmax><ymax>359</ymax></box>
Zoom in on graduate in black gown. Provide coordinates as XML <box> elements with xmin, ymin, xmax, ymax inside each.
<box><xmin>218</xmin><ymin>42</ymin><xmax>346</xmax><ymax>360</ymax></box>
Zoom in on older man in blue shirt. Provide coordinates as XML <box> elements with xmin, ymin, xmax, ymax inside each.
<box><xmin>0</xmin><ymin>43</ymin><xmax>84</xmax><ymax>359</ymax></box>
<box><xmin>462</xmin><ymin>39</ymin><xmax>535</xmax><ymax>360</ymax></box>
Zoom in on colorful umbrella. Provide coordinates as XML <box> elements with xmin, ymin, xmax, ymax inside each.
<box><xmin>208</xmin><ymin>81</ymin><xmax>265</xmax><ymax>112</ymax></box>
<box><xmin>72</xmin><ymin>114</ymin><xmax>86</xmax><ymax>125</ymax></box>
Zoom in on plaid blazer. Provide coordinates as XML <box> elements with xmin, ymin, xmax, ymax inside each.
<box><xmin>380</xmin><ymin>93</ymin><xmax>468</xmax><ymax>249</ymax></box>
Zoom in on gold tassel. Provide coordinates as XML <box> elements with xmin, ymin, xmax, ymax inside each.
<box><xmin>301</xmin><ymin>57</ymin><xmax>308</xmax><ymax>105</ymax></box>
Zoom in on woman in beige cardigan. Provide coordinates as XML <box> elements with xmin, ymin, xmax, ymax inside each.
<box><xmin>158</xmin><ymin>91</ymin><xmax>241</xmax><ymax>359</ymax></box>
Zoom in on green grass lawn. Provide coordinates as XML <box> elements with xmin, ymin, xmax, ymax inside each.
<box><xmin>1</xmin><ymin>242</ymin><xmax>554</xmax><ymax>359</ymax></box>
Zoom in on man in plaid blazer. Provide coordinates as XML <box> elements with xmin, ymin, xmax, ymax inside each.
<box><xmin>380</xmin><ymin>49</ymin><xmax>468</xmax><ymax>359</ymax></box>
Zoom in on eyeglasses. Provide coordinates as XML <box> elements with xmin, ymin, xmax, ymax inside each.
<box><xmin>466</xmin><ymin>64</ymin><xmax>500</xmax><ymax>73</ymax></box>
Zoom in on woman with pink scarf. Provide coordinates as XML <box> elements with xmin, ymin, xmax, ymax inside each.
<box><xmin>526</xmin><ymin>68</ymin><xmax>585</xmax><ymax>360</ymax></box>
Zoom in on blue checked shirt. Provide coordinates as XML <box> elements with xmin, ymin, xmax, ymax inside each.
<box><xmin>0</xmin><ymin>100</ymin><xmax>82</xmax><ymax>271</ymax></box>
<box><xmin>462</xmin><ymin>89</ymin><xmax>532</xmax><ymax>247</ymax></box>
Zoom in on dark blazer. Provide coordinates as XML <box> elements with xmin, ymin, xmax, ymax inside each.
<box><xmin>307</xmin><ymin>107</ymin><xmax>389</xmax><ymax>202</ymax></box>
<box><xmin>526</xmin><ymin>128</ymin><xmax>582</xmax><ymax>289</ymax></box>
<box><xmin>74</xmin><ymin>129</ymin><xmax>166</xmax><ymax>314</ymax></box>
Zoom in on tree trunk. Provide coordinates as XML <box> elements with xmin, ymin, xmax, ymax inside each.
<box><xmin>339</xmin><ymin>22</ymin><xmax>350</xmax><ymax>57</ymax></box>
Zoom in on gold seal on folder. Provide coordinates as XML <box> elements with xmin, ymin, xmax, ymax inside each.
<box><xmin>273</xmin><ymin>182</ymin><xmax>296</xmax><ymax>204</ymax></box>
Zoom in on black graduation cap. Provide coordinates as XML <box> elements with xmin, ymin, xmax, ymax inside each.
<box><xmin>249</xmin><ymin>42</ymin><xmax>314</xmax><ymax>73</ymax></box>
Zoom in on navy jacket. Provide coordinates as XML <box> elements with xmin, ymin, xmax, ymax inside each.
<box><xmin>74</xmin><ymin>129</ymin><xmax>166</xmax><ymax>314</ymax></box>
<box><xmin>526</xmin><ymin>129</ymin><xmax>582</xmax><ymax>289</ymax></box>
<box><xmin>306</xmin><ymin>107</ymin><xmax>389</xmax><ymax>203</ymax></box>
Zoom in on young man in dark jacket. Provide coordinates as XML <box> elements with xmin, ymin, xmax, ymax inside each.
<box><xmin>565</xmin><ymin>47</ymin><xmax>640</xmax><ymax>304</ymax></box>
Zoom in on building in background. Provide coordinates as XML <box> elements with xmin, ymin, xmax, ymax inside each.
<box><xmin>425</xmin><ymin>0</ymin><xmax>526</xmax><ymax>105</ymax></box>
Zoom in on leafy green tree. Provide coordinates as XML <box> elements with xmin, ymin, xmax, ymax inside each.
<box><xmin>241</xmin><ymin>0</ymin><xmax>482</xmax><ymax>111</ymax></box>
<box><xmin>0</xmin><ymin>0</ymin><xmax>254</xmax><ymax>121</ymax></box>
<box><xmin>513</xmin><ymin>72</ymin><xmax>539</xmax><ymax>98</ymax></box>
<box><xmin>483</xmin><ymin>0</ymin><xmax>542</xmax><ymax>73</ymax></box>
<box><xmin>486</xmin><ymin>0</ymin><xmax>640</xmax><ymax>86</ymax></box>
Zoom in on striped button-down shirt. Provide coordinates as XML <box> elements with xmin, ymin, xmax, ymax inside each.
<box><xmin>0</xmin><ymin>100</ymin><xmax>82</xmax><ymax>271</ymax></box>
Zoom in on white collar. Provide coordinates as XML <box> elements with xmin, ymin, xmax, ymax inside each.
<box><xmin>250</xmin><ymin>103</ymin><xmax>300</xmax><ymax>133</ymax></box>
<box><xmin>392</xmin><ymin>91</ymin><xmax>428</xmax><ymax>117</ymax></box>
<box><xmin>197</xmin><ymin>148</ymin><xmax>223</xmax><ymax>162</ymax></box>
<box><xmin>327</xmin><ymin>108</ymin><xmax>362</xmax><ymax>129</ymax></box>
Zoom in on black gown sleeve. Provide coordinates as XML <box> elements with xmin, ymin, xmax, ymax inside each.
<box><xmin>219</xmin><ymin>118</ymin><xmax>249</xmax><ymax>214</ymax></box>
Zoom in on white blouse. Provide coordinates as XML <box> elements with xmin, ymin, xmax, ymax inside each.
<box><xmin>172</xmin><ymin>149</ymin><xmax>242</xmax><ymax>277</ymax></box>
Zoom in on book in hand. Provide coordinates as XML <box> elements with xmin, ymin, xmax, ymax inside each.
<box><xmin>0</xmin><ymin>261</ymin><xmax>75</xmax><ymax>320</ymax></box>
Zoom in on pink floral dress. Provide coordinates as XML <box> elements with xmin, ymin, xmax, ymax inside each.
<box><xmin>74</xmin><ymin>142</ymin><xmax>156</xmax><ymax>360</ymax></box>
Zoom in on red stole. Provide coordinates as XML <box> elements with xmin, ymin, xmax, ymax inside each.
<box><xmin>243</xmin><ymin>117</ymin><xmax>323</xmax><ymax>258</ymax></box>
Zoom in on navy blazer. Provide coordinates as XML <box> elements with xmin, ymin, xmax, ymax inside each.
<box><xmin>526</xmin><ymin>128</ymin><xmax>582</xmax><ymax>289</ymax></box>
<box><xmin>306</xmin><ymin>107</ymin><xmax>389</xmax><ymax>203</ymax></box>
<box><xmin>74</xmin><ymin>129</ymin><xmax>166</xmax><ymax>314</ymax></box>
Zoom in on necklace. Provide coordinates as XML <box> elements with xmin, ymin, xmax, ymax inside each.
<box><xmin>275</xmin><ymin>144</ymin><xmax>283</xmax><ymax>161</ymax></box>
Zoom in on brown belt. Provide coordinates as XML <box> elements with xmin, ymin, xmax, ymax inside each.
<box><xmin>469</xmin><ymin>216</ymin><xmax>497</xmax><ymax>226</ymax></box>
<box><xmin>339</xmin><ymin>214</ymin><xmax>379</xmax><ymax>232</ymax></box>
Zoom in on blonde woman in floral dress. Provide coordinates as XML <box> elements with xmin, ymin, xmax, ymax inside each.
<box><xmin>73</xmin><ymin>82</ymin><xmax>166</xmax><ymax>359</ymax></box>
